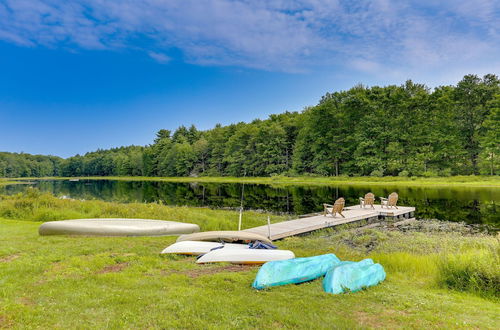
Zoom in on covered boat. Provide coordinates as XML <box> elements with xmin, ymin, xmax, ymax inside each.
<box><xmin>323</xmin><ymin>258</ymin><xmax>386</xmax><ymax>294</ymax></box>
<box><xmin>252</xmin><ymin>254</ymin><xmax>341</xmax><ymax>289</ymax></box>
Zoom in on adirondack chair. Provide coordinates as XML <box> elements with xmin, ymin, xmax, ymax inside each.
<box><xmin>380</xmin><ymin>192</ymin><xmax>398</xmax><ymax>209</ymax></box>
<box><xmin>323</xmin><ymin>197</ymin><xmax>345</xmax><ymax>218</ymax></box>
<box><xmin>359</xmin><ymin>192</ymin><xmax>375</xmax><ymax>209</ymax></box>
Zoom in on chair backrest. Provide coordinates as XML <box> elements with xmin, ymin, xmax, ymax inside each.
<box><xmin>388</xmin><ymin>192</ymin><xmax>398</xmax><ymax>206</ymax></box>
<box><xmin>364</xmin><ymin>193</ymin><xmax>375</xmax><ymax>205</ymax></box>
<box><xmin>333</xmin><ymin>197</ymin><xmax>345</xmax><ymax>213</ymax></box>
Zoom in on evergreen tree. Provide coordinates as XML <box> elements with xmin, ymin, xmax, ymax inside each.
<box><xmin>480</xmin><ymin>95</ymin><xmax>500</xmax><ymax>175</ymax></box>
<box><xmin>454</xmin><ymin>74</ymin><xmax>500</xmax><ymax>174</ymax></box>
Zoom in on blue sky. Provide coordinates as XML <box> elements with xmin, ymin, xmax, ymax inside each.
<box><xmin>1</xmin><ymin>0</ymin><xmax>499</xmax><ymax>157</ymax></box>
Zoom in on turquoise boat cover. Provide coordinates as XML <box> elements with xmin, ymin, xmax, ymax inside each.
<box><xmin>252</xmin><ymin>253</ymin><xmax>341</xmax><ymax>290</ymax></box>
<box><xmin>322</xmin><ymin>258</ymin><xmax>386</xmax><ymax>294</ymax></box>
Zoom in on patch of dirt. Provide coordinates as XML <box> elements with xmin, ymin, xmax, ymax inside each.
<box><xmin>17</xmin><ymin>297</ymin><xmax>35</xmax><ymax>306</ymax></box>
<box><xmin>34</xmin><ymin>279</ymin><xmax>46</xmax><ymax>286</ymax></box>
<box><xmin>0</xmin><ymin>314</ymin><xmax>14</xmax><ymax>328</ymax></box>
<box><xmin>109</xmin><ymin>253</ymin><xmax>136</xmax><ymax>257</ymax></box>
<box><xmin>162</xmin><ymin>264</ymin><xmax>257</xmax><ymax>278</ymax></box>
<box><xmin>353</xmin><ymin>311</ymin><xmax>397</xmax><ymax>328</ymax></box>
<box><xmin>97</xmin><ymin>262</ymin><xmax>129</xmax><ymax>274</ymax></box>
<box><xmin>339</xmin><ymin>233</ymin><xmax>381</xmax><ymax>253</ymax></box>
<box><xmin>187</xmin><ymin>264</ymin><xmax>256</xmax><ymax>278</ymax></box>
<box><xmin>271</xmin><ymin>321</ymin><xmax>286</xmax><ymax>328</ymax></box>
<box><xmin>353</xmin><ymin>310</ymin><xmax>410</xmax><ymax>328</ymax></box>
<box><xmin>0</xmin><ymin>254</ymin><xmax>20</xmax><ymax>263</ymax></box>
<box><xmin>44</xmin><ymin>261</ymin><xmax>67</xmax><ymax>275</ymax></box>
<box><xmin>38</xmin><ymin>261</ymin><xmax>77</xmax><ymax>283</ymax></box>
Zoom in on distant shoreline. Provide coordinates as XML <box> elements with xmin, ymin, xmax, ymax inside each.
<box><xmin>3</xmin><ymin>175</ymin><xmax>500</xmax><ymax>188</ymax></box>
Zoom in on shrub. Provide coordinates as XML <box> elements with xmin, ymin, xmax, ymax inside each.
<box><xmin>422</xmin><ymin>170</ymin><xmax>438</xmax><ymax>177</ymax></box>
<box><xmin>370</xmin><ymin>169</ymin><xmax>384</xmax><ymax>177</ymax></box>
<box><xmin>372</xmin><ymin>252</ymin><xmax>438</xmax><ymax>277</ymax></box>
<box><xmin>398</xmin><ymin>170</ymin><xmax>409</xmax><ymax>177</ymax></box>
<box><xmin>437</xmin><ymin>248</ymin><xmax>500</xmax><ymax>299</ymax></box>
<box><xmin>439</xmin><ymin>168</ymin><xmax>453</xmax><ymax>177</ymax></box>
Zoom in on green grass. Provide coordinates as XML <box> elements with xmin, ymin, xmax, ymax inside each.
<box><xmin>0</xmin><ymin>189</ymin><xmax>287</xmax><ymax>230</ymax></box>
<box><xmin>7</xmin><ymin>175</ymin><xmax>500</xmax><ymax>187</ymax></box>
<box><xmin>437</xmin><ymin>248</ymin><xmax>499</xmax><ymax>298</ymax></box>
<box><xmin>1</xmin><ymin>193</ymin><xmax>499</xmax><ymax>328</ymax></box>
<box><xmin>0</xmin><ymin>179</ymin><xmax>18</xmax><ymax>186</ymax></box>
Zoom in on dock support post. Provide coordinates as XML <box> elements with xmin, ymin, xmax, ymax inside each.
<box><xmin>267</xmin><ymin>216</ymin><xmax>271</xmax><ymax>239</ymax></box>
<box><xmin>238</xmin><ymin>208</ymin><xmax>243</xmax><ymax>231</ymax></box>
<box><xmin>238</xmin><ymin>183</ymin><xmax>245</xmax><ymax>231</ymax></box>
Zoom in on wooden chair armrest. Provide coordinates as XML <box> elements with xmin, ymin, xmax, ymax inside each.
<box><xmin>323</xmin><ymin>203</ymin><xmax>333</xmax><ymax>208</ymax></box>
<box><xmin>380</xmin><ymin>197</ymin><xmax>388</xmax><ymax>202</ymax></box>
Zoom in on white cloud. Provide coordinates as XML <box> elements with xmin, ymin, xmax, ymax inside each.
<box><xmin>148</xmin><ymin>51</ymin><xmax>170</xmax><ymax>64</ymax></box>
<box><xmin>0</xmin><ymin>0</ymin><xmax>498</xmax><ymax>77</ymax></box>
<box><xmin>349</xmin><ymin>59</ymin><xmax>382</xmax><ymax>74</ymax></box>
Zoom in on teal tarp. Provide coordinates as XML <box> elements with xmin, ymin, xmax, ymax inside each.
<box><xmin>322</xmin><ymin>258</ymin><xmax>386</xmax><ymax>294</ymax></box>
<box><xmin>252</xmin><ymin>254</ymin><xmax>341</xmax><ymax>290</ymax></box>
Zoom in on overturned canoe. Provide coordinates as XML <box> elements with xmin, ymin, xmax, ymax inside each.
<box><xmin>177</xmin><ymin>231</ymin><xmax>272</xmax><ymax>245</ymax></box>
<box><xmin>196</xmin><ymin>248</ymin><xmax>295</xmax><ymax>265</ymax></box>
<box><xmin>252</xmin><ymin>254</ymin><xmax>341</xmax><ymax>290</ymax></box>
<box><xmin>323</xmin><ymin>258</ymin><xmax>386</xmax><ymax>294</ymax></box>
<box><xmin>39</xmin><ymin>218</ymin><xmax>200</xmax><ymax>237</ymax></box>
<box><xmin>161</xmin><ymin>241</ymin><xmax>249</xmax><ymax>255</ymax></box>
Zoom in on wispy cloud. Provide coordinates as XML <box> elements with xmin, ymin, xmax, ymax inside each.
<box><xmin>148</xmin><ymin>51</ymin><xmax>170</xmax><ymax>64</ymax></box>
<box><xmin>0</xmin><ymin>0</ymin><xmax>498</xmax><ymax>77</ymax></box>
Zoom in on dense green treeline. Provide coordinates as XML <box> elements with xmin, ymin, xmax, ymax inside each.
<box><xmin>0</xmin><ymin>146</ymin><xmax>144</xmax><ymax>178</ymax></box>
<box><xmin>1</xmin><ymin>74</ymin><xmax>499</xmax><ymax>178</ymax></box>
<box><xmin>60</xmin><ymin>146</ymin><xmax>145</xmax><ymax>177</ymax></box>
<box><xmin>0</xmin><ymin>152</ymin><xmax>61</xmax><ymax>177</ymax></box>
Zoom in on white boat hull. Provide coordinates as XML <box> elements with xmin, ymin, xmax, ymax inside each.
<box><xmin>177</xmin><ymin>231</ymin><xmax>272</xmax><ymax>244</ymax></box>
<box><xmin>39</xmin><ymin>218</ymin><xmax>200</xmax><ymax>236</ymax></box>
<box><xmin>161</xmin><ymin>241</ymin><xmax>249</xmax><ymax>255</ymax></box>
<box><xmin>196</xmin><ymin>248</ymin><xmax>295</xmax><ymax>265</ymax></box>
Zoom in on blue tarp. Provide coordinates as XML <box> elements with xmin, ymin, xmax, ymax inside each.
<box><xmin>249</xmin><ymin>240</ymin><xmax>277</xmax><ymax>250</ymax></box>
<box><xmin>322</xmin><ymin>258</ymin><xmax>386</xmax><ymax>294</ymax></box>
<box><xmin>252</xmin><ymin>253</ymin><xmax>341</xmax><ymax>290</ymax></box>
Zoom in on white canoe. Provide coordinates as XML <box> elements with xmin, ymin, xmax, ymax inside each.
<box><xmin>196</xmin><ymin>248</ymin><xmax>295</xmax><ymax>265</ymax></box>
<box><xmin>161</xmin><ymin>241</ymin><xmax>249</xmax><ymax>255</ymax></box>
<box><xmin>39</xmin><ymin>218</ymin><xmax>200</xmax><ymax>236</ymax></box>
<box><xmin>177</xmin><ymin>231</ymin><xmax>273</xmax><ymax>245</ymax></box>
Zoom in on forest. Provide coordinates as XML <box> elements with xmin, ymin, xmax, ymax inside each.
<box><xmin>1</xmin><ymin>74</ymin><xmax>499</xmax><ymax>178</ymax></box>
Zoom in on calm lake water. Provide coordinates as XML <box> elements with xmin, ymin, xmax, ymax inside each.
<box><xmin>2</xmin><ymin>180</ymin><xmax>499</xmax><ymax>227</ymax></box>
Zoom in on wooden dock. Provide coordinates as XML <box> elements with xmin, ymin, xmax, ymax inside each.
<box><xmin>243</xmin><ymin>204</ymin><xmax>415</xmax><ymax>241</ymax></box>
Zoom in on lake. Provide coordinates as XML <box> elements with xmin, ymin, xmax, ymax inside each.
<box><xmin>1</xmin><ymin>179</ymin><xmax>498</xmax><ymax>227</ymax></box>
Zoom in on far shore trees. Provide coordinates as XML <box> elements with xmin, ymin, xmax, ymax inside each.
<box><xmin>1</xmin><ymin>74</ymin><xmax>499</xmax><ymax>178</ymax></box>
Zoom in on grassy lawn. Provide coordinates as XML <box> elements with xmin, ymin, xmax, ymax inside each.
<box><xmin>1</xmin><ymin>192</ymin><xmax>499</xmax><ymax>328</ymax></box>
<box><xmin>1</xmin><ymin>220</ymin><xmax>499</xmax><ymax>329</ymax></box>
<box><xmin>6</xmin><ymin>175</ymin><xmax>500</xmax><ymax>187</ymax></box>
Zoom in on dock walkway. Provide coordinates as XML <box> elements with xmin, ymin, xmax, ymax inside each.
<box><xmin>243</xmin><ymin>204</ymin><xmax>415</xmax><ymax>241</ymax></box>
